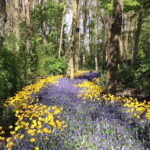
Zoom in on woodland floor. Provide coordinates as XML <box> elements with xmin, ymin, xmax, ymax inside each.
<box><xmin>116</xmin><ymin>84</ymin><xmax>150</xmax><ymax>103</ymax></box>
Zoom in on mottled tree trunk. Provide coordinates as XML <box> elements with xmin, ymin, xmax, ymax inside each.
<box><xmin>25</xmin><ymin>0</ymin><xmax>31</xmax><ymax>52</ymax></box>
<box><xmin>75</xmin><ymin>0</ymin><xmax>80</xmax><ymax>72</ymax></box>
<box><xmin>103</xmin><ymin>14</ymin><xmax>111</xmax><ymax>69</ymax></box>
<box><xmin>41</xmin><ymin>0</ymin><xmax>47</xmax><ymax>45</ymax></box>
<box><xmin>14</xmin><ymin>0</ymin><xmax>20</xmax><ymax>51</ymax></box>
<box><xmin>94</xmin><ymin>2</ymin><xmax>98</xmax><ymax>72</ymax></box>
<box><xmin>67</xmin><ymin>0</ymin><xmax>77</xmax><ymax>80</ymax></box>
<box><xmin>58</xmin><ymin>0</ymin><xmax>66</xmax><ymax>58</ymax></box>
<box><xmin>106</xmin><ymin>0</ymin><xmax>123</xmax><ymax>95</ymax></box>
<box><xmin>124</xmin><ymin>12</ymin><xmax>130</xmax><ymax>61</ymax></box>
<box><xmin>82</xmin><ymin>0</ymin><xmax>87</xmax><ymax>69</ymax></box>
<box><xmin>132</xmin><ymin>4</ymin><xmax>143</xmax><ymax>63</ymax></box>
<box><xmin>0</xmin><ymin>0</ymin><xmax>7</xmax><ymax>54</ymax></box>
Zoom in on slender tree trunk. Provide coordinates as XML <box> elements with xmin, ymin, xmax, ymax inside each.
<box><xmin>41</xmin><ymin>0</ymin><xmax>47</xmax><ymax>45</ymax></box>
<box><xmin>58</xmin><ymin>0</ymin><xmax>66</xmax><ymax>58</ymax></box>
<box><xmin>0</xmin><ymin>0</ymin><xmax>7</xmax><ymax>54</ymax></box>
<box><xmin>25</xmin><ymin>0</ymin><xmax>31</xmax><ymax>52</ymax></box>
<box><xmin>119</xmin><ymin>37</ymin><xmax>123</xmax><ymax>61</ymax></box>
<box><xmin>124</xmin><ymin>12</ymin><xmax>130</xmax><ymax>61</ymax></box>
<box><xmin>132</xmin><ymin>4</ymin><xmax>143</xmax><ymax>63</ymax></box>
<box><xmin>82</xmin><ymin>0</ymin><xmax>87</xmax><ymax>69</ymax></box>
<box><xmin>103</xmin><ymin>14</ymin><xmax>110</xmax><ymax>69</ymax></box>
<box><xmin>94</xmin><ymin>3</ymin><xmax>98</xmax><ymax>72</ymax></box>
<box><xmin>14</xmin><ymin>0</ymin><xmax>20</xmax><ymax>51</ymax></box>
<box><xmin>106</xmin><ymin>0</ymin><xmax>123</xmax><ymax>95</ymax></box>
<box><xmin>67</xmin><ymin>0</ymin><xmax>77</xmax><ymax>80</ymax></box>
<box><xmin>75</xmin><ymin>0</ymin><xmax>80</xmax><ymax>72</ymax></box>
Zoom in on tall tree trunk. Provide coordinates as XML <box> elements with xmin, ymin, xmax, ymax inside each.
<box><xmin>0</xmin><ymin>0</ymin><xmax>7</xmax><ymax>54</ymax></box>
<box><xmin>124</xmin><ymin>12</ymin><xmax>130</xmax><ymax>61</ymax></box>
<box><xmin>106</xmin><ymin>0</ymin><xmax>123</xmax><ymax>96</ymax></box>
<box><xmin>58</xmin><ymin>0</ymin><xmax>66</xmax><ymax>58</ymax></box>
<box><xmin>14</xmin><ymin>0</ymin><xmax>20</xmax><ymax>51</ymax></box>
<box><xmin>119</xmin><ymin>37</ymin><xmax>123</xmax><ymax>61</ymax></box>
<box><xmin>25</xmin><ymin>0</ymin><xmax>31</xmax><ymax>52</ymax></box>
<box><xmin>41</xmin><ymin>0</ymin><xmax>47</xmax><ymax>45</ymax></box>
<box><xmin>82</xmin><ymin>0</ymin><xmax>87</xmax><ymax>69</ymax></box>
<box><xmin>103</xmin><ymin>14</ymin><xmax>110</xmax><ymax>69</ymax></box>
<box><xmin>67</xmin><ymin>0</ymin><xmax>77</xmax><ymax>80</ymax></box>
<box><xmin>94</xmin><ymin>2</ymin><xmax>98</xmax><ymax>72</ymax></box>
<box><xmin>75</xmin><ymin>0</ymin><xmax>80</xmax><ymax>72</ymax></box>
<box><xmin>132</xmin><ymin>4</ymin><xmax>143</xmax><ymax>63</ymax></box>
<box><xmin>131</xmin><ymin>20</ymin><xmax>136</xmax><ymax>59</ymax></box>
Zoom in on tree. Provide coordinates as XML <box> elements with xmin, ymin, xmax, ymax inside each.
<box><xmin>82</xmin><ymin>0</ymin><xmax>87</xmax><ymax>69</ymax></box>
<box><xmin>14</xmin><ymin>0</ymin><xmax>20</xmax><ymax>51</ymax></box>
<box><xmin>41</xmin><ymin>0</ymin><xmax>47</xmax><ymax>45</ymax></box>
<box><xmin>106</xmin><ymin>0</ymin><xmax>123</xmax><ymax>95</ymax></box>
<box><xmin>103</xmin><ymin>14</ymin><xmax>111</xmax><ymax>69</ymax></box>
<box><xmin>0</xmin><ymin>0</ymin><xmax>7</xmax><ymax>54</ymax></box>
<box><xmin>132</xmin><ymin>4</ymin><xmax>143</xmax><ymax>63</ymax></box>
<box><xmin>67</xmin><ymin>0</ymin><xmax>77</xmax><ymax>80</ymax></box>
<box><xmin>25</xmin><ymin>0</ymin><xmax>31</xmax><ymax>52</ymax></box>
<box><xmin>58</xmin><ymin>0</ymin><xmax>66</xmax><ymax>58</ymax></box>
<box><xmin>74</xmin><ymin>0</ymin><xmax>80</xmax><ymax>72</ymax></box>
<box><xmin>94</xmin><ymin>0</ymin><xmax>98</xmax><ymax>72</ymax></box>
<box><xmin>124</xmin><ymin>12</ymin><xmax>130</xmax><ymax>61</ymax></box>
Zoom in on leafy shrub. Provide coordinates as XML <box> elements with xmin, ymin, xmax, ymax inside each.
<box><xmin>3</xmin><ymin>107</ymin><xmax>18</xmax><ymax>126</ymax></box>
<box><xmin>133</xmin><ymin>56</ymin><xmax>150</xmax><ymax>96</ymax></box>
<box><xmin>117</xmin><ymin>62</ymin><xmax>134</xmax><ymax>89</ymax></box>
<box><xmin>38</xmin><ymin>56</ymin><xmax>68</xmax><ymax>77</ymax></box>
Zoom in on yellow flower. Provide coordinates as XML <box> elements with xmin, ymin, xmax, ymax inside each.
<box><xmin>133</xmin><ymin>113</ymin><xmax>136</xmax><ymax>117</ymax></box>
<box><xmin>19</xmin><ymin>134</ymin><xmax>24</xmax><ymax>139</ymax></box>
<box><xmin>14</xmin><ymin>134</ymin><xmax>19</xmax><ymax>140</ymax></box>
<box><xmin>43</xmin><ymin>128</ymin><xmax>48</xmax><ymax>133</ymax></box>
<box><xmin>9</xmin><ymin>125</ymin><xmax>13</xmax><ymax>129</ymax></box>
<box><xmin>0</xmin><ymin>130</ymin><xmax>5</xmax><ymax>134</ymax></box>
<box><xmin>35</xmin><ymin>146</ymin><xmax>39</xmax><ymax>150</ymax></box>
<box><xmin>31</xmin><ymin>132</ymin><xmax>35</xmax><ymax>136</ymax></box>
<box><xmin>8</xmin><ymin>141</ymin><xmax>13</xmax><ymax>147</ymax></box>
<box><xmin>30</xmin><ymin>138</ymin><xmax>36</xmax><ymax>142</ymax></box>
<box><xmin>0</xmin><ymin>136</ymin><xmax>5</xmax><ymax>140</ymax></box>
<box><xmin>45</xmin><ymin>136</ymin><xmax>49</xmax><ymax>140</ymax></box>
<box><xmin>37</xmin><ymin>130</ymin><xmax>42</xmax><ymax>134</ymax></box>
<box><xmin>10</xmin><ymin>131</ymin><xmax>16</xmax><ymax>135</ymax></box>
<box><xmin>0</xmin><ymin>126</ymin><xmax>2</xmax><ymax>130</ymax></box>
<box><xmin>6</xmin><ymin>137</ymin><xmax>11</xmax><ymax>142</ymax></box>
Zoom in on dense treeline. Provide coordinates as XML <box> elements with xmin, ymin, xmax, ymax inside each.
<box><xmin>0</xmin><ymin>0</ymin><xmax>150</xmax><ymax>100</ymax></box>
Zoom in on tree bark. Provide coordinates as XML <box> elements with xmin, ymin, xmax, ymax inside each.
<box><xmin>132</xmin><ymin>4</ymin><xmax>143</xmax><ymax>63</ymax></box>
<box><xmin>25</xmin><ymin>0</ymin><xmax>31</xmax><ymax>52</ymax></box>
<box><xmin>82</xmin><ymin>0</ymin><xmax>87</xmax><ymax>69</ymax></box>
<box><xmin>67</xmin><ymin>0</ymin><xmax>77</xmax><ymax>80</ymax></box>
<box><xmin>14</xmin><ymin>0</ymin><xmax>20</xmax><ymax>51</ymax></box>
<box><xmin>119</xmin><ymin>37</ymin><xmax>123</xmax><ymax>61</ymax></box>
<box><xmin>124</xmin><ymin>12</ymin><xmax>130</xmax><ymax>61</ymax></box>
<box><xmin>103</xmin><ymin>14</ymin><xmax>111</xmax><ymax>69</ymax></box>
<box><xmin>41</xmin><ymin>0</ymin><xmax>47</xmax><ymax>45</ymax></box>
<box><xmin>94</xmin><ymin>1</ymin><xmax>98</xmax><ymax>72</ymax></box>
<box><xmin>106</xmin><ymin>0</ymin><xmax>123</xmax><ymax>96</ymax></box>
<box><xmin>75</xmin><ymin>0</ymin><xmax>80</xmax><ymax>72</ymax></box>
<box><xmin>58</xmin><ymin>0</ymin><xmax>66</xmax><ymax>58</ymax></box>
<box><xmin>0</xmin><ymin>0</ymin><xmax>7</xmax><ymax>54</ymax></box>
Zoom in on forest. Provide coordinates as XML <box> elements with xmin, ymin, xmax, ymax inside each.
<box><xmin>0</xmin><ymin>0</ymin><xmax>150</xmax><ymax>149</ymax></box>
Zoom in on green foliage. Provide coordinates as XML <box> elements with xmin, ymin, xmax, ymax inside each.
<box><xmin>133</xmin><ymin>55</ymin><xmax>150</xmax><ymax>95</ymax></box>
<box><xmin>38</xmin><ymin>56</ymin><xmax>68</xmax><ymax>77</ymax></box>
<box><xmin>3</xmin><ymin>107</ymin><xmax>18</xmax><ymax>126</ymax></box>
<box><xmin>117</xmin><ymin>62</ymin><xmax>134</xmax><ymax>89</ymax></box>
<box><xmin>100</xmin><ymin>70</ymin><xmax>107</xmax><ymax>86</ymax></box>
